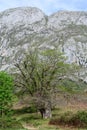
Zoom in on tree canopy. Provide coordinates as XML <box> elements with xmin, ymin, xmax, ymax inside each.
<box><xmin>15</xmin><ymin>47</ymin><xmax>75</xmax><ymax>118</ymax></box>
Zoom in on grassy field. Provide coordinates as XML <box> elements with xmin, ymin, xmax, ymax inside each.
<box><xmin>1</xmin><ymin>92</ymin><xmax>87</xmax><ymax>130</ymax></box>
<box><xmin>1</xmin><ymin>106</ymin><xmax>87</xmax><ymax>130</ymax></box>
<box><xmin>14</xmin><ymin>104</ymin><xmax>87</xmax><ymax>130</ymax></box>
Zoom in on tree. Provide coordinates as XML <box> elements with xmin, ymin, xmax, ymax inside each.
<box><xmin>15</xmin><ymin>47</ymin><xmax>74</xmax><ymax>119</ymax></box>
<box><xmin>0</xmin><ymin>71</ymin><xmax>14</xmax><ymax>128</ymax></box>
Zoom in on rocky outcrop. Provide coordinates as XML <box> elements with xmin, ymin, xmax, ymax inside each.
<box><xmin>0</xmin><ymin>7</ymin><xmax>87</xmax><ymax>80</ymax></box>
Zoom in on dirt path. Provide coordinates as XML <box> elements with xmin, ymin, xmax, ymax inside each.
<box><xmin>22</xmin><ymin>123</ymin><xmax>38</xmax><ymax>130</ymax></box>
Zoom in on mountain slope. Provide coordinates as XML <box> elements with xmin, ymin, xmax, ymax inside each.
<box><xmin>0</xmin><ymin>7</ymin><xmax>87</xmax><ymax>80</ymax></box>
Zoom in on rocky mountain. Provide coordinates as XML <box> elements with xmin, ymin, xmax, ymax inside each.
<box><xmin>0</xmin><ymin>7</ymin><xmax>87</xmax><ymax>80</ymax></box>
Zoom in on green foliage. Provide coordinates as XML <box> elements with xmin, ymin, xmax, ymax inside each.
<box><xmin>58</xmin><ymin>78</ymin><xmax>87</xmax><ymax>93</ymax></box>
<box><xmin>14</xmin><ymin>106</ymin><xmax>37</xmax><ymax>115</ymax></box>
<box><xmin>70</xmin><ymin>111</ymin><xmax>87</xmax><ymax>127</ymax></box>
<box><xmin>0</xmin><ymin>71</ymin><xmax>14</xmax><ymax>128</ymax></box>
<box><xmin>0</xmin><ymin>117</ymin><xmax>23</xmax><ymax>129</ymax></box>
<box><xmin>0</xmin><ymin>129</ymin><xmax>26</xmax><ymax>130</ymax></box>
<box><xmin>49</xmin><ymin>110</ymin><xmax>87</xmax><ymax>128</ymax></box>
<box><xmin>15</xmin><ymin>47</ymin><xmax>77</xmax><ymax>118</ymax></box>
<box><xmin>15</xmin><ymin>48</ymin><xmax>72</xmax><ymax>97</ymax></box>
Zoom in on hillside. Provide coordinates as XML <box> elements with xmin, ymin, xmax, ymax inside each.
<box><xmin>1</xmin><ymin>7</ymin><xmax>87</xmax><ymax>130</ymax></box>
<box><xmin>0</xmin><ymin>7</ymin><xmax>87</xmax><ymax>80</ymax></box>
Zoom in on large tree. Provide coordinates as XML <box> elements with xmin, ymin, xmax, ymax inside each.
<box><xmin>15</xmin><ymin>47</ymin><xmax>74</xmax><ymax>118</ymax></box>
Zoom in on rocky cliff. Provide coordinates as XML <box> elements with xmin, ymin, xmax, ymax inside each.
<box><xmin>0</xmin><ymin>7</ymin><xmax>87</xmax><ymax>80</ymax></box>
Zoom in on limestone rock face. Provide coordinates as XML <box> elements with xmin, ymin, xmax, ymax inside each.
<box><xmin>0</xmin><ymin>7</ymin><xmax>87</xmax><ymax>80</ymax></box>
<box><xmin>0</xmin><ymin>7</ymin><xmax>47</xmax><ymax>70</ymax></box>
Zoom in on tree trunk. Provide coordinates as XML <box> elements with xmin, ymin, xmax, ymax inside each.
<box><xmin>39</xmin><ymin>107</ymin><xmax>52</xmax><ymax>119</ymax></box>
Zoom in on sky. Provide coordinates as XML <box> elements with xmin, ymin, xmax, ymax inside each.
<box><xmin>0</xmin><ymin>0</ymin><xmax>87</xmax><ymax>15</ymax></box>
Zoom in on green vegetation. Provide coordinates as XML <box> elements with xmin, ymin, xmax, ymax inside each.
<box><xmin>0</xmin><ymin>129</ymin><xmax>27</xmax><ymax>130</ymax></box>
<box><xmin>14</xmin><ymin>106</ymin><xmax>37</xmax><ymax>115</ymax></box>
<box><xmin>15</xmin><ymin>47</ymin><xmax>74</xmax><ymax>119</ymax></box>
<box><xmin>59</xmin><ymin>78</ymin><xmax>87</xmax><ymax>93</ymax></box>
<box><xmin>15</xmin><ymin>106</ymin><xmax>87</xmax><ymax>130</ymax></box>
<box><xmin>0</xmin><ymin>71</ymin><xmax>23</xmax><ymax>129</ymax></box>
<box><xmin>1</xmin><ymin>48</ymin><xmax>87</xmax><ymax>130</ymax></box>
<box><xmin>50</xmin><ymin>110</ymin><xmax>87</xmax><ymax>128</ymax></box>
<box><xmin>0</xmin><ymin>71</ymin><xmax>14</xmax><ymax>128</ymax></box>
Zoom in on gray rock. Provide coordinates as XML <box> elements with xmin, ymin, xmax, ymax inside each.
<box><xmin>0</xmin><ymin>7</ymin><xmax>87</xmax><ymax>80</ymax></box>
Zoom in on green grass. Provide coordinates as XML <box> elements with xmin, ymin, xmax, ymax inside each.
<box><xmin>15</xmin><ymin>106</ymin><xmax>87</xmax><ymax>130</ymax></box>
<box><xmin>2</xmin><ymin>91</ymin><xmax>87</xmax><ymax>130</ymax></box>
<box><xmin>50</xmin><ymin>111</ymin><xmax>86</xmax><ymax>127</ymax></box>
<box><xmin>2</xmin><ymin>108</ymin><xmax>87</xmax><ymax>130</ymax></box>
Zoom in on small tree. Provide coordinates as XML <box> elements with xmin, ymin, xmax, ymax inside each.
<box><xmin>15</xmin><ymin>48</ymin><xmax>74</xmax><ymax>119</ymax></box>
<box><xmin>0</xmin><ymin>71</ymin><xmax>14</xmax><ymax>128</ymax></box>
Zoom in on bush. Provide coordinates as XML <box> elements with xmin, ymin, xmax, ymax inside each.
<box><xmin>70</xmin><ymin>111</ymin><xmax>87</xmax><ymax>127</ymax></box>
<box><xmin>49</xmin><ymin>111</ymin><xmax>72</xmax><ymax>125</ymax></box>
<box><xmin>0</xmin><ymin>71</ymin><xmax>15</xmax><ymax>129</ymax></box>
<box><xmin>14</xmin><ymin>106</ymin><xmax>37</xmax><ymax>115</ymax></box>
<box><xmin>0</xmin><ymin>117</ymin><xmax>23</xmax><ymax>129</ymax></box>
<box><xmin>49</xmin><ymin>110</ymin><xmax>87</xmax><ymax>128</ymax></box>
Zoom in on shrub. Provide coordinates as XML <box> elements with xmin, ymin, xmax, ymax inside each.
<box><xmin>70</xmin><ymin>111</ymin><xmax>87</xmax><ymax>127</ymax></box>
<box><xmin>0</xmin><ymin>117</ymin><xmax>23</xmax><ymax>129</ymax></box>
<box><xmin>0</xmin><ymin>71</ymin><xmax>14</xmax><ymax>128</ymax></box>
<box><xmin>49</xmin><ymin>110</ymin><xmax>87</xmax><ymax>128</ymax></box>
<box><xmin>14</xmin><ymin>106</ymin><xmax>37</xmax><ymax>115</ymax></box>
